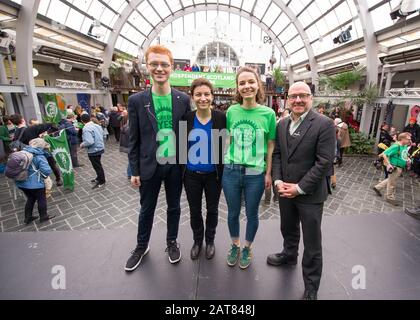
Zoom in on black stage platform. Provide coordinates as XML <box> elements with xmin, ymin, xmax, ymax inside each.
<box><xmin>1</xmin><ymin>212</ymin><xmax>420</xmax><ymax>300</ymax></box>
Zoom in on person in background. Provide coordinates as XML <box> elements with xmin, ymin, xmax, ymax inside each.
<box><xmin>9</xmin><ymin>114</ymin><xmax>63</xmax><ymax>187</ymax></box>
<box><xmin>109</xmin><ymin>106</ymin><xmax>122</xmax><ymax>142</ymax></box>
<box><xmin>16</xmin><ymin>138</ymin><xmax>55</xmax><ymax>224</ymax></box>
<box><xmin>403</xmin><ymin>117</ymin><xmax>420</xmax><ymax>146</ymax></box>
<box><xmin>373</xmin><ymin>132</ymin><xmax>412</xmax><ymax>206</ymax></box>
<box><xmin>80</xmin><ymin>113</ymin><xmax>106</xmax><ymax>189</ymax></box>
<box><xmin>0</xmin><ymin>117</ymin><xmax>11</xmax><ymax>152</ymax></box>
<box><xmin>3</xmin><ymin>115</ymin><xmax>16</xmax><ymax>140</ymax></box>
<box><xmin>28</xmin><ymin>119</ymin><xmax>40</xmax><ymax>126</ymax></box>
<box><xmin>59</xmin><ymin>114</ymin><xmax>82</xmax><ymax>168</ymax></box>
<box><xmin>118</xmin><ymin>109</ymin><xmax>132</xmax><ymax>180</ymax></box>
<box><xmin>191</xmin><ymin>63</ymin><xmax>201</xmax><ymax>72</ymax></box>
<box><xmin>334</xmin><ymin>118</ymin><xmax>351</xmax><ymax>167</ymax></box>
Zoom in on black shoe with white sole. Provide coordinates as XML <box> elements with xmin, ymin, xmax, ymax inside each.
<box><xmin>166</xmin><ymin>240</ymin><xmax>181</xmax><ymax>264</ymax></box>
<box><xmin>125</xmin><ymin>246</ymin><xmax>150</xmax><ymax>272</ymax></box>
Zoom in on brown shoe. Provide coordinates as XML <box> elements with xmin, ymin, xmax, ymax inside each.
<box><xmin>372</xmin><ymin>186</ymin><xmax>382</xmax><ymax>197</ymax></box>
<box><xmin>386</xmin><ymin>198</ymin><xmax>399</xmax><ymax>206</ymax></box>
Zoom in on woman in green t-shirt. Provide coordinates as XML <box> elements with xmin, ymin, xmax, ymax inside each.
<box><xmin>223</xmin><ymin>66</ymin><xmax>276</xmax><ymax>269</ymax></box>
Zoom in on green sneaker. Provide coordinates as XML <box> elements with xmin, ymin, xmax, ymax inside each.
<box><xmin>239</xmin><ymin>246</ymin><xmax>252</xmax><ymax>269</ymax></box>
<box><xmin>227</xmin><ymin>244</ymin><xmax>240</xmax><ymax>267</ymax></box>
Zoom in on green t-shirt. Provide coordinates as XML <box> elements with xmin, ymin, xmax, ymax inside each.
<box><xmin>224</xmin><ymin>104</ymin><xmax>276</xmax><ymax>171</ymax></box>
<box><xmin>384</xmin><ymin>143</ymin><xmax>409</xmax><ymax>168</ymax></box>
<box><xmin>152</xmin><ymin>93</ymin><xmax>175</xmax><ymax>159</ymax></box>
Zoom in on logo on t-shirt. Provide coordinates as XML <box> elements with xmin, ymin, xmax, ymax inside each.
<box><xmin>231</xmin><ymin>119</ymin><xmax>259</xmax><ymax>150</ymax></box>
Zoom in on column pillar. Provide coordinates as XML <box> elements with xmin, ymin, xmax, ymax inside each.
<box><xmin>15</xmin><ymin>0</ymin><xmax>42</xmax><ymax>121</ymax></box>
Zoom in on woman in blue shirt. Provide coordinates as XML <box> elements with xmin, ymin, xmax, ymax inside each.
<box><xmin>183</xmin><ymin>78</ymin><xmax>226</xmax><ymax>260</ymax></box>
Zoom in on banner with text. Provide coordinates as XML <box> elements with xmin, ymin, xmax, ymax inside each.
<box><xmin>168</xmin><ymin>71</ymin><xmax>236</xmax><ymax>89</ymax></box>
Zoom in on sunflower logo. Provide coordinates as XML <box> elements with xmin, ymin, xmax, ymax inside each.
<box><xmin>231</xmin><ymin>119</ymin><xmax>259</xmax><ymax>150</ymax></box>
<box><xmin>46</xmin><ymin>101</ymin><xmax>58</xmax><ymax>118</ymax></box>
<box><xmin>52</xmin><ymin>147</ymin><xmax>73</xmax><ymax>174</ymax></box>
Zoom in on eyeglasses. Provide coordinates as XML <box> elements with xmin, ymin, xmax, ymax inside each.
<box><xmin>148</xmin><ymin>62</ymin><xmax>171</xmax><ymax>69</ymax></box>
<box><xmin>288</xmin><ymin>93</ymin><xmax>312</xmax><ymax>101</ymax></box>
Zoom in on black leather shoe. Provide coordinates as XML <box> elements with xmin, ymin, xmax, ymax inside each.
<box><xmin>205</xmin><ymin>243</ymin><xmax>215</xmax><ymax>260</ymax></box>
<box><xmin>405</xmin><ymin>207</ymin><xmax>420</xmax><ymax>220</ymax></box>
<box><xmin>302</xmin><ymin>290</ymin><xmax>317</xmax><ymax>300</ymax></box>
<box><xmin>267</xmin><ymin>252</ymin><xmax>297</xmax><ymax>266</ymax></box>
<box><xmin>24</xmin><ymin>216</ymin><xmax>39</xmax><ymax>225</ymax></box>
<box><xmin>39</xmin><ymin>215</ymin><xmax>56</xmax><ymax>223</ymax></box>
<box><xmin>190</xmin><ymin>242</ymin><xmax>202</xmax><ymax>260</ymax></box>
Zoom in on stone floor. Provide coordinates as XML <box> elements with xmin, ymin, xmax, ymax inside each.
<box><xmin>1</xmin><ymin>138</ymin><xmax>419</xmax><ymax>232</ymax></box>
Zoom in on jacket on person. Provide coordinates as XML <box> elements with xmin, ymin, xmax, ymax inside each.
<box><xmin>403</xmin><ymin>123</ymin><xmax>420</xmax><ymax>144</ymax></box>
<box><xmin>272</xmin><ymin>109</ymin><xmax>336</xmax><ymax>204</ymax></box>
<box><xmin>81</xmin><ymin>122</ymin><xmax>105</xmax><ymax>155</ymax></box>
<box><xmin>128</xmin><ymin>88</ymin><xmax>191</xmax><ymax>180</ymax></box>
<box><xmin>14</xmin><ymin>123</ymin><xmax>55</xmax><ymax>145</ymax></box>
<box><xmin>15</xmin><ymin>146</ymin><xmax>52</xmax><ymax>189</ymax></box>
<box><xmin>182</xmin><ymin>109</ymin><xmax>227</xmax><ymax>181</ymax></box>
<box><xmin>337</xmin><ymin>122</ymin><xmax>351</xmax><ymax>148</ymax></box>
<box><xmin>109</xmin><ymin>111</ymin><xmax>121</xmax><ymax>128</ymax></box>
<box><xmin>58</xmin><ymin>119</ymin><xmax>78</xmax><ymax>145</ymax></box>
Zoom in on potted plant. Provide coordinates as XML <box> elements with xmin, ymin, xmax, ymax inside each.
<box><xmin>272</xmin><ymin>67</ymin><xmax>285</xmax><ymax>93</ymax></box>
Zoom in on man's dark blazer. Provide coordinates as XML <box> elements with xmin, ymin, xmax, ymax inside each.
<box><xmin>128</xmin><ymin>88</ymin><xmax>191</xmax><ymax>180</ymax></box>
<box><xmin>272</xmin><ymin>109</ymin><xmax>336</xmax><ymax>203</ymax></box>
<box><xmin>182</xmin><ymin>109</ymin><xmax>227</xmax><ymax>180</ymax></box>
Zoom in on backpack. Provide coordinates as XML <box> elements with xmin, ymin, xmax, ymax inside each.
<box><xmin>5</xmin><ymin>150</ymin><xmax>34</xmax><ymax>181</ymax></box>
<box><xmin>9</xmin><ymin>127</ymin><xmax>28</xmax><ymax>152</ymax></box>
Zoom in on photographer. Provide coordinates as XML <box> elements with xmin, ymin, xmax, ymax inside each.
<box><xmin>373</xmin><ymin>132</ymin><xmax>412</xmax><ymax>206</ymax></box>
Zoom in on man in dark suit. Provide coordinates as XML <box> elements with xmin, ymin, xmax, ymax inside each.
<box><xmin>125</xmin><ymin>45</ymin><xmax>190</xmax><ymax>272</ymax></box>
<box><xmin>267</xmin><ymin>82</ymin><xmax>335</xmax><ymax>300</ymax></box>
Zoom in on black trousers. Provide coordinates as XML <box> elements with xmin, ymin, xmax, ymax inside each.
<box><xmin>137</xmin><ymin>164</ymin><xmax>183</xmax><ymax>248</ymax></box>
<box><xmin>69</xmin><ymin>143</ymin><xmax>79</xmax><ymax>167</ymax></box>
<box><xmin>112</xmin><ymin>126</ymin><xmax>121</xmax><ymax>142</ymax></box>
<box><xmin>184</xmin><ymin>170</ymin><xmax>222</xmax><ymax>244</ymax></box>
<box><xmin>47</xmin><ymin>156</ymin><xmax>61</xmax><ymax>182</ymax></box>
<box><xmin>88</xmin><ymin>154</ymin><xmax>105</xmax><ymax>184</ymax></box>
<box><xmin>20</xmin><ymin>188</ymin><xmax>47</xmax><ymax>221</ymax></box>
<box><xmin>279</xmin><ymin>198</ymin><xmax>323</xmax><ymax>292</ymax></box>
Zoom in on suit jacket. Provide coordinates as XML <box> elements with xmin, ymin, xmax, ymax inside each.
<box><xmin>272</xmin><ymin>109</ymin><xmax>336</xmax><ymax>204</ymax></box>
<box><xmin>128</xmin><ymin>88</ymin><xmax>191</xmax><ymax>180</ymax></box>
<box><xmin>182</xmin><ymin>109</ymin><xmax>227</xmax><ymax>180</ymax></box>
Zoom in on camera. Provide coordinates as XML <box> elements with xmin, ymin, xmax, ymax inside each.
<box><xmin>387</xmin><ymin>165</ymin><xmax>395</xmax><ymax>174</ymax></box>
<box><xmin>373</xmin><ymin>158</ymin><xmax>383</xmax><ymax>170</ymax></box>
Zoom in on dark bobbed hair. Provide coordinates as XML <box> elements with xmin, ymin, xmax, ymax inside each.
<box><xmin>190</xmin><ymin>78</ymin><xmax>215</xmax><ymax>96</ymax></box>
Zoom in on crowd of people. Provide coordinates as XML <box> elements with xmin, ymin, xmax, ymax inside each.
<box><xmin>1</xmin><ymin>44</ymin><xmax>419</xmax><ymax>301</ymax></box>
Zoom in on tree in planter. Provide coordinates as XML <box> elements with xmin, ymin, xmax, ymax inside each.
<box><xmin>352</xmin><ymin>83</ymin><xmax>379</xmax><ymax>107</ymax></box>
<box><xmin>320</xmin><ymin>66</ymin><xmax>364</xmax><ymax>92</ymax></box>
<box><xmin>272</xmin><ymin>67</ymin><xmax>285</xmax><ymax>93</ymax></box>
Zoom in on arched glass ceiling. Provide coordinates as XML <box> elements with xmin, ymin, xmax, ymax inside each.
<box><xmin>8</xmin><ymin>0</ymin><xmax>420</xmax><ymax>68</ymax></box>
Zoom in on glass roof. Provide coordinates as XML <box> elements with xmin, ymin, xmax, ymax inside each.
<box><xmin>5</xmin><ymin>0</ymin><xmax>420</xmax><ymax>71</ymax></box>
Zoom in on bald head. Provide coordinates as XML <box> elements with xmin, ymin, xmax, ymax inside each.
<box><xmin>289</xmin><ymin>81</ymin><xmax>312</xmax><ymax>94</ymax></box>
<box><xmin>287</xmin><ymin>81</ymin><xmax>313</xmax><ymax>118</ymax></box>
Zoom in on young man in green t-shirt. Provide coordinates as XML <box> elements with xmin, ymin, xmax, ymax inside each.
<box><xmin>125</xmin><ymin>45</ymin><xmax>191</xmax><ymax>272</ymax></box>
<box><xmin>373</xmin><ymin>132</ymin><xmax>412</xmax><ymax>206</ymax></box>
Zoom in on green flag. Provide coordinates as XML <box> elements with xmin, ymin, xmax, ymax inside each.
<box><xmin>44</xmin><ymin>130</ymin><xmax>74</xmax><ymax>191</ymax></box>
<box><xmin>43</xmin><ymin>94</ymin><xmax>62</xmax><ymax>124</ymax></box>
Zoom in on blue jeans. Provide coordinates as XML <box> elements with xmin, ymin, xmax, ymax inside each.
<box><xmin>222</xmin><ymin>164</ymin><xmax>265</xmax><ymax>243</ymax></box>
<box><xmin>127</xmin><ymin>155</ymin><xmax>132</xmax><ymax>177</ymax></box>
